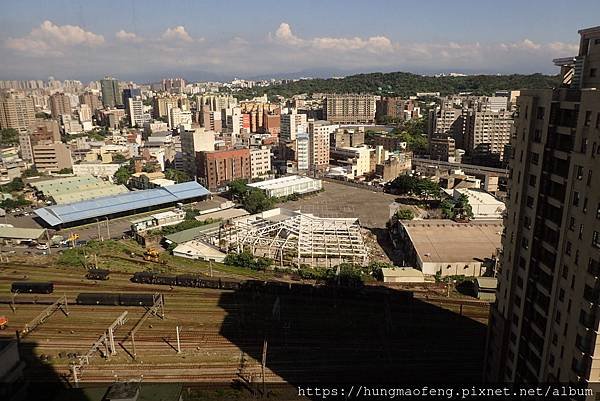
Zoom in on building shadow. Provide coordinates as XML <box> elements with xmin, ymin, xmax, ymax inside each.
<box><xmin>367</xmin><ymin>227</ymin><xmax>404</xmax><ymax>265</ymax></box>
<box><xmin>218</xmin><ymin>283</ymin><xmax>488</xmax><ymax>399</ymax></box>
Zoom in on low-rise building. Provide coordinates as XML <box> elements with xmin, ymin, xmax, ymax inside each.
<box><xmin>130</xmin><ymin>209</ymin><xmax>186</xmax><ymax>233</ymax></box>
<box><xmin>375</xmin><ymin>152</ymin><xmax>412</xmax><ymax>182</ymax></box>
<box><xmin>247</xmin><ymin>175</ymin><xmax>322</xmax><ymax>198</ymax></box>
<box><xmin>393</xmin><ymin>219</ymin><xmax>502</xmax><ymax>277</ymax></box>
<box><xmin>381</xmin><ymin>267</ymin><xmax>425</xmax><ymax>283</ymax></box>
<box><xmin>72</xmin><ymin>162</ymin><xmax>122</xmax><ymax>178</ymax></box>
<box><xmin>330</xmin><ymin>145</ymin><xmax>372</xmax><ymax>178</ymax></box>
<box><xmin>452</xmin><ymin>188</ymin><xmax>505</xmax><ymax>219</ymax></box>
<box><xmin>32</xmin><ymin>142</ymin><xmax>72</xmax><ymax>172</ymax></box>
<box><xmin>475</xmin><ymin>277</ymin><xmax>498</xmax><ymax>302</ymax></box>
<box><xmin>196</xmin><ymin>148</ymin><xmax>251</xmax><ymax>190</ymax></box>
<box><xmin>249</xmin><ymin>146</ymin><xmax>271</xmax><ymax>178</ymax></box>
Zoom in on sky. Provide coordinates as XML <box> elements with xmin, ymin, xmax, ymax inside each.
<box><xmin>0</xmin><ymin>0</ymin><xmax>598</xmax><ymax>82</ymax></box>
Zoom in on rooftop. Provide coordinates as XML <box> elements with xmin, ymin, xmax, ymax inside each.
<box><xmin>476</xmin><ymin>277</ymin><xmax>498</xmax><ymax>290</ymax></box>
<box><xmin>34</xmin><ymin>181</ymin><xmax>210</xmax><ymax>227</ymax></box>
<box><xmin>247</xmin><ymin>175</ymin><xmax>320</xmax><ymax>190</ymax></box>
<box><xmin>401</xmin><ymin>219</ymin><xmax>502</xmax><ymax>264</ymax></box>
<box><xmin>381</xmin><ymin>267</ymin><xmax>424</xmax><ymax>278</ymax></box>
<box><xmin>31</xmin><ymin>175</ymin><xmax>128</xmax><ymax>205</ymax></box>
<box><xmin>0</xmin><ymin>226</ymin><xmax>46</xmax><ymax>240</ymax></box>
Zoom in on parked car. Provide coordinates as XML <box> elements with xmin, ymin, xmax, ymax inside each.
<box><xmin>36</xmin><ymin>244</ymin><xmax>49</xmax><ymax>250</ymax></box>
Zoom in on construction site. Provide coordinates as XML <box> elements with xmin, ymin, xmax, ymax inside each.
<box><xmin>0</xmin><ymin>260</ymin><xmax>491</xmax><ymax>400</ymax></box>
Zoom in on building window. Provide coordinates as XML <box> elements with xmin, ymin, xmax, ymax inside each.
<box><xmin>565</xmin><ymin>241</ymin><xmax>572</xmax><ymax>256</ymax></box>
<box><xmin>526</xmin><ymin>196</ymin><xmax>534</xmax><ymax>208</ymax></box>
<box><xmin>569</xmin><ymin>217</ymin><xmax>575</xmax><ymax>231</ymax></box>
<box><xmin>529</xmin><ymin>174</ymin><xmax>536</xmax><ymax>187</ymax></box>
<box><xmin>537</xmin><ymin>107</ymin><xmax>545</xmax><ymax>119</ymax></box>
<box><xmin>530</xmin><ymin>152</ymin><xmax>539</xmax><ymax>165</ymax></box>
<box><xmin>593</xmin><ymin>231</ymin><xmax>600</xmax><ymax>249</ymax></box>
<box><xmin>587</xmin><ymin>170</ymin><xmax>593</xmax><ymax>186</ymax></box>
<box><xmin>576</xmin><ymin>165</ymin><xmax>583</xmax><ymax>180</ymax></box>
<box><xmin>591</xmin><ymin>68</ymin><xmax>597</xmax><ymax>77</ymax></box>
<box><xmin>573</xmin><ymin>191</ymin><xmax>580</xmax><ymax>207</ymax></box>
<box><xmin>585</xmin><ymin>111</ymin><xmax>592</xmax><ymax>126</ymax></box>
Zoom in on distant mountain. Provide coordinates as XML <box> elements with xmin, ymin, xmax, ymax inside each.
<box><xmin>233</xmin><ymin>71</ymin><xmax>561</xmax><ymax>98</ymax></box>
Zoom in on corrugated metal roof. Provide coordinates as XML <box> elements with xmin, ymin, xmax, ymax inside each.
<box><xmin>32</xmin><ymin>175</ymin><xmax>129</xmax><ymax>205</ymax></box>
<box><xmin>0</xmin><ymin>226</ymin><xmax>46</xmax><ymax>240</ymax></box>
<box><xmin>164</xmin><ymin>222</ymin><xmax>221</xmax><ymax>244</ymax></box>
<box><xmin>34</xmin><ymin>181</ymin><xmax>210</xmax><ymax>226</ymax></box>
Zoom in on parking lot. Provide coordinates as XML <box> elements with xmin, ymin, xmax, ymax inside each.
<box><xmin>277</xmin><ymin>180</ymin><xmax>398</xmax><ymax>229</ymax></box>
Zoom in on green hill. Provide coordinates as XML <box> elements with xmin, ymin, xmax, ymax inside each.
<box><xmin>234</xmin><ymin>71</ymin><xmax>560</xmax><ymax>99</ymax></box>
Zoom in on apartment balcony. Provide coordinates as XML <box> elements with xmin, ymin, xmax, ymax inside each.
<box><xmin>572</xmin><ymin>355</ymin><xmax>592</xmax><ymax>379</ymax></box>
<box><xmin>580</xmin><ymin>308</ymin><xmax>600</xmax><ymax>332</ymax></box>
<box><xmin>583</xmin><ymin>284</ymin><xmax>600</xmax><ymax>306</ymax></box>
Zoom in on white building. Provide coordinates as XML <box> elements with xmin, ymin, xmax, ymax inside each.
<box><xmin>128</xmin><ymin>98</ymin><xmax>150</xmax><ymax>127</ymax></box>
<box><xmin>250</xmin><ymin>146</ymin><xmax>271</xmax><ymax>178</ymax></box>
<box><xmin>247</xmin><ymin>175</ymin><xmax>322</xmax><ymax>198</ymax></box>
<box><xmin>296</xmin><ymin>132</ymin><xmax>309</xmax><ymax>171</ymax></box>
<box><xmin>72</xmin><ymin>162</ymin><xmax>122</xmax><ymax>177</ymax></box>
<box><xmin>452</xmin><ymin>188</ymin><xmax>505</xmax><ymax>219</ymax></box>
<box><xmin>330</xmin><ymin>145</ymin><xmax>372</xmax><ymax>178</ymax></box>
<box><xmin>180</xmin><ymin>127</ymin><xmax>215</xmax><ymax>176</ymax></box>
<box><xmin>280</xmin><ymin>110</ymin><xmax>307</xmax><ymax>141</ymax></box>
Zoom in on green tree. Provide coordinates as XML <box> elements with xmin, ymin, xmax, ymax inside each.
<box><xmin>414</xmin><ymin>178</ymin><xmax>440</xmax><ymax>200</ymax></box>
<box><xmin>242</xmin><ymin>189</ymin><xmax>274</xmax><ymax>214</ymax></box>
<box><xmin>113</xmin><ymin>165</ymin><xmax>131</xmax><ymax>185</ymax></box>
<box><xmin>395</xmin><ymin>208</ymin><xmax>415</xmax><ymax>220</ymax></box>
<box><xmin>57</xmin><ymin>168</ymin><xmax>73</xmax><ymax>174</ymax></box>
<box><xmin>112</xmin><ymin>153</ymin><xmax>127</xmax><ymax>163</ymax></box>
<box><xmin>165</xmin><ymin>169</ymin><xmax>190</xmax><ymax>183</ymax></box>
<box><xmin>228</xmin><ymin>179</ymin><xmax>249</xmax><ymax>201</ymax></box>
<box><xmin>22</xmin><ymin>167</ymin><xmax>40</xmax><ymax>178</ymax></box>
<box><xmin>453</xmin><ymin>193</ymin><xmax>474</xmax><ymax>220</ymax></box>
<box><xmin>0</xmin><ymin>177</ymin><xmax>25</xmax><ymax>193</ymax></box>
<box><xmin>440</xmin><ymin>199</ymin><xmax>455</xmax><ymax>219</ymax></box>
<box><xmin>367</xmin><ymin>261</ymin><xmax>392</xmax><ymax>280</ymax></box>
<box><xmin>0</xmin><ymin>128</ymin><xmax>19</xmax><ymax>146</ymax></box>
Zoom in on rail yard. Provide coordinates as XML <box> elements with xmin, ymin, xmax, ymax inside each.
<box><xmin>0</xmin><ymin>261</ymin><xmax>491</xmax><ymax>398</ymax></box>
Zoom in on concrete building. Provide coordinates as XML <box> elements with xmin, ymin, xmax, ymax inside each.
<box><xmin>475</xmin><ymin>277</ymin><xmax>498</xmax><ymax>302</ymax></box>
<box><xmin>180</xmin><ymin>127</ymin><xmax>215</xmax><ymax>177</ymax></box>
<box><xmin>485</xmin><ymin>26</ymin><xmax>600</xmax><ymax>386</ymax></box>
<box><xmin>32</xmin><ymin>142</ymin><xmax>73</xmax><ymax>172</ymax></box>
<box><xmin>308</xmin><ymin>120</ymin><xmax>337</xmax><ymax>174</ymax></box>
<box><xmin>366</xmin><ymin>133</ymin><xmax>407</xmax><ymax>152</ymax></box>
<box><xmin>280</xmin><ymin>110</ymin><xmax>307</xmax><ymax>141</ymax></box>
<box><xmin>130</xmin><ymin>209</ymin><xmax>186</xmax><ymax>233</ymax></box>
<box><xmin>323</xmin><ymin>94</ymin><xmax>376</xmax><ymax>124</ymax></box>
<box><xmin>49</xmin><ymin>92</ymin><xmax>71</xmax><ymax>119</ymax></box>
<box><xmin>381</xmin><ymin>267</ymin><xmax>425</xmax><ymax>283</ymax></box>
<box><xmin>330</xmin><ymin>145</ymin><xmax>372</xmax><ymax>178</ymax></box>
<box><xmin>296</xmin><ymin>132</ymin><xmax>310</xmax><ymax>171</ymax></box>
<box><xmin>153</xmin><ymin>96</ymin><xmax>178</xmax><ymax>119</ymax></box>
<box><xmin>79</xmin><ymin>91</ymin><xmax>102</xmax><ymax>112</ymax></box>
<box><xmin>72</xmin><ymin>162</ymin><xmax>122</xmax><ymax>178</ymax></box>
<box><xmin>375</xmin><ymin>152</ymin><xmax>412</xmax><ymax>182</ymax></box>
<box><xmin>330</xmin><ymin>127</ymin><xmax>365</xmax><ymax>148</ymax></box>
<box><xmin>393</xmin><ymin>219</ymin><xmax>502</xmax><ymax>277</ymax></box>
<box><xmin>248</xmin><ymin>175</ymin><xmax>322</xmax><ymax>198</ymax></box>
<box><xmin>249</xmin><ymin>146</ymin><xmax>271</xmax><ymax>178</ymax></box>
<box><xmin>100</xmin><ymin>76</ymin><xmax>122</xmax><ymax>108</ymax></box>
<box><xmin>196</xmin><ymin>148</ymin><xmax>251</xmax><ymax>190</ymax></box>
<box><xmin>0</xmin><ymin>92</ymin><xmax>35</xmax><ymax>131</ymax></box>
<box><xmin>430</xmin><ymin>135</ymin><xmax>456</xmax><ymax>162</ymax></box>
<box><xmin>127</xmin><ymin>97</ymin><xmax>149</xmax><ymax>127</ymax></box>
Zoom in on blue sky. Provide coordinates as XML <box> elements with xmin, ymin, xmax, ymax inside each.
<box><xmin>0</xmin><ymin>0</ymin><xmax>598</xmax><ymax>81</ymax></box>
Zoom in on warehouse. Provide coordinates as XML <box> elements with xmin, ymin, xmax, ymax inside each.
<box><xmin>34</xmin><ymin>181</ymin><xmax>210</xmax><ymax>228</ymax></box>
<box><xmin>394</xmin><ymin>219</ymin><xmax>502</xmax><ymax>277</ymax></box>
<box><xmin>217</xmin><ymin>208</ymin><xmax>368</xmax><ymax>268</ymax></box>
<box><xmin>247</xmin><ymin>175</ymin><xmax>322</xmax><ymax>198</ymax></box>
<box><xmin>0</xmin><ymin>226</ymin><xmax>47</xmax><ymax>244</ymax></box>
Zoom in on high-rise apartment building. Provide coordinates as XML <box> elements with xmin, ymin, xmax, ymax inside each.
<box><xmin>0</xmin><ymin>92</ymin><xmax>35</xmax><ymax>131</ymax></box>
<box><xmin>196</xmin><ymin>148</ymin><xmax>251</xmax><ymax>190</ymax></box>
<box><xmin>127</xmin><ymin>97</ymin><xmax>148</xmax><ymax>127</ymax></box>
<box><xmin>180</xmin><ymin>128</ymin><xmax>215</xmax><ymax>177</ymax></box>
<box><xmin>485</xmin><ymin>26</ymin><xmax>600</xmax><ymax>387</ymax></box>
<box><xmin>32</xmin><ymin>142</ymin><xmax>73</xmax><ymax>172</ymax></box>
<box><xmin>308</xmin><ymin>120</ymin><xmax>338</xmax><ymax>174</ymax></box>
<box><xmin>49</xmin><ymin>92</ymin><xmax>71</xmax><ymax>119</ymax></box>
<box><xmin>100</xmin><ymin>77</ymin><xmax>122</xmax><ymax>108</ymax></box>
<box><xmin>323</xmin><ymin>94</ymin><xmax>376</xmax><ymax>124</ymax></box>
<box><xmin>280</xmin><ymin>110</ymin><xmax>308</xmax><ymax>141</ymax></box>
<box><xmin>79</xmin><ymin>91</ymin><xmax>102</xmax><ymax>112</ymax></box>
<box><xmin>250</xmin><ymin>146</ymin><xmax>272</xmax><ymax>178</ymax></box>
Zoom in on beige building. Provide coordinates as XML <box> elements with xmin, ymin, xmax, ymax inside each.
<box><xmin>486</xmin><ymin>26</ymin><xmax>600</xmax><ymax>387</ymax></box>
<box><xmin>280</xmin><ymin>110</ymin><xmax>307</xmax><ymax>141</ymax></box>
<box><xmin>32</xmin><ymin>142</ymin><xmax>73</xmax><ymax>172</ymax></box>
<box><xmin>308</xmin><ymin>120</ymin><xmax>337</xmax><ymax>174</ymax></box>
<box><xmin>180</xmin><ymin>127</ymin><xmax>215</xmax><ymax>177</ymax></box>
<box><xmin>0</xmin><ymin>92</ymin><xmax>35</xmax><ymax>131</ymax></box>
<box><xmin>249</xmin><ymin>146</ymin><xmax>271</xmax><ymax>178</ymax></box>
<box><xmin>323</xmin><ymin>94</ymin><xmax>376</xmax><ymax>124</ymax></box>
<box><xmin>49</xmin><ymin>92</ymin><xmax>71</xmax><ymax>119</ymax></box>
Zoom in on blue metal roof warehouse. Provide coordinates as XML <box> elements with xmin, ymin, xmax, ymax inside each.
<box><xmin>34</xmin><ymin>181</ymin><xmax>210</xmax><ymax>227</ymax></box>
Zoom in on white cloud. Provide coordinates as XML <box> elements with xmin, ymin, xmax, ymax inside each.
<box><xmin>161</xmin><ymin>26</ymin><xmax>196</xmax><ymax>43</ymax></box>
<box><xmin>115</xmin><ymin>30</ymin><xmax>142</xmax><ymax>43</ymax></box>
<box><xmin>5</xmin><ymin>20</ymin><xmax>104</xmax><ymax>56</ymax></box>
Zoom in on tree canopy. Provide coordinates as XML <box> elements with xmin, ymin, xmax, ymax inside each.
<box><xmin>386</xmin><ymin>175</ymin><xmax>440</xmax><ymax>199</ymax></box>
<box><xmin>0</xmin><ymin>128</ymin><xmax>19</xmax><ymax>146</ymax></box>
<box><xmin>164</xmin><ymin>169</ymin><xmax>191</xmax><ymax>183</ymax></box>
<box><xmin>232</xmin><ymin>71</ymin><xmax>560</xmax><ymax>99</ymax></box>
<box><xmin>227</xmin><ymin>179</ymin><xmax>274</xmax><ymax>214</ymax></box>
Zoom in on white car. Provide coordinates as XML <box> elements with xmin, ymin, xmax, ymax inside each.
<box><xmin>36</xmin><ymin>244</ymin><xmax>49</xmax><ymax>250</ymax></box>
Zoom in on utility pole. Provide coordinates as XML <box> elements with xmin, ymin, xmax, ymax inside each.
<box><xmin>261</xmin><ymin>337</ymin><xmax>268</xmax><ymax>396</ymax></box>
<box><xmin>97</xmin><ymin>219</ymin><xmax>102</xmax><ymax>241</ymax></box>
<box><xmin>45</xmin><ymin>229</ymin><xmax>51</xmax><ymax>255</ymax></box>
<box><xmin>106</xmin><ymin>217</ymin><xmax>111</xmax><ymax>239</ymax></box>
<box><xmin>209</xmin><ymin>260</ymin><xmax>213</xmax><ymax>277</ymax></box>
<box><xmin>176</xmin><ymin>326</ymin><xmax>181</xmax><ymax>354</ymax></box>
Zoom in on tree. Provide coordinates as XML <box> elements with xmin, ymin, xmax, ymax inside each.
<box><xmin>165</xmin><ymin>169</ymin><xmax>190</xmax><ymax>183</ymax></box>
<box><xmin>414</xmin><ymin>178</ymin><xmax>440</xmax><ymax>200</ymax></box>
<box><xmin>57</xmin><ymin>168</ymin><xmax>73</xmax><ymax>174</ymax></box>
<box><xmin>386</xmin><ymin>175</ymin><xmax>419</xmax><ymax>195</ymax></box>
<box><xmin>0</xmin><ymin>177</ymin><xmax>24</xmax><ymax>193</ymax></box>
<box><xmin>22</xmin><ymin>167</ymin><xmax>40</xmax><ymax>178</ymax></box>
<box><xmin>367</xmin><ymin>261</ymin><xmax>392</xmax><ymax>280</ymax></box>
<box><xmin>440</xmin><ymin>199</ymin><xmax>455</xmax><ymax>219</ymax></box>
<box><xmin>0</xmin><ymin>128</ymin><xmax>19</xmax><ymax>146</ymax></box>
<box><xmin>242</xmin><ymin>189</ymin><xmax>274</xmax><ymax>214</ymax></box>
<box><xmin>112</xmin><ymin>153</ymin><xmax>127</xmax><ymax>163</ymax></box>
<box><xmin>228</xmin><ymin>179</ymin><xmax>249</xmax><ymax>201</ymax></box>
<box><xmin>114</xmin><ymin>166</ymin><xmax>131</xmax><ymax>185</ymax></box>
<box><xmin>453</xmin><ymin>193</ymin><xmax>474</xmax><ymax>221</ymax></box>
<box><xmin>395</xmin><ymin>208</ymin><xmax>415</xmax><ymax>220</ymax></box>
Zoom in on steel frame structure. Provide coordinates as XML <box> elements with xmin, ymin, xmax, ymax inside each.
<box><xmin>220</xmin><ymin>211</ymin><xmax>368</xmax><ymax>267</ymax></box>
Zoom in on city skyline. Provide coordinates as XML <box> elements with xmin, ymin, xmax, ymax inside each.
<box><xmin>1</xmin><ymin>0</ymin><xmax>599</xmax><ymax>82</ymax></box>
